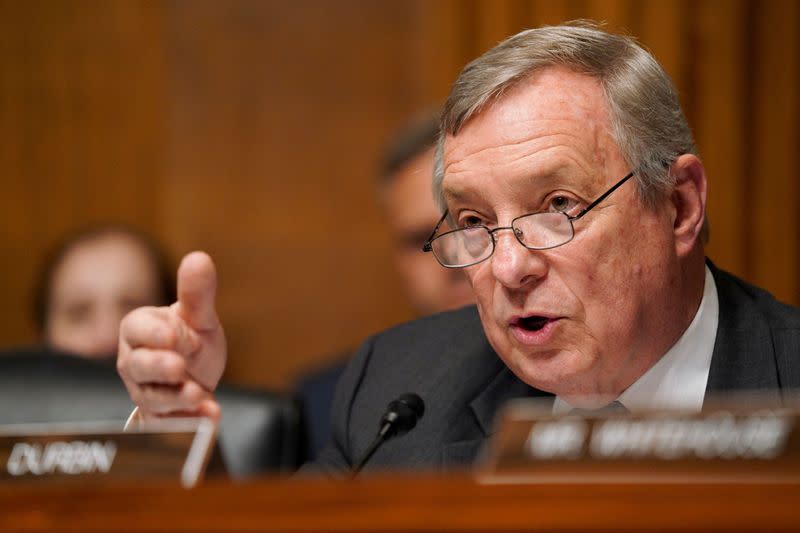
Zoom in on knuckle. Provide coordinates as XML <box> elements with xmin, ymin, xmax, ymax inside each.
<box><xmin>128</xmin><ymin>349</ymin><xmax>161</xmax><ymax>383</ymax></box>
<box><xmin>122</xmin><ymin>306</ymin><xmax>155</xmax><ymax>328</ymax></box>
<box><xmin>131</xmin><ymin>348</ymin><xmax>155</xmax><ymax>372</ymax></box>
<box><xmin>161</xmin><ymin>356</ymin><xmax>186</xmax><ymax>382</ymax></box>
<box><xmin>142</xmin><ymin>387</ymin><xmax>175</xmax><ymax>414</ymax></box>
<box><xmin>122</xmin><ymin>306</ymin><xmax>177</xmax><ymax>348</ymax></box>
<box><xmin>116</xmin><ymin>356</ymin><xmax>129</xmax><ymax>380</ymax></box>
<box><xmin>183</xmin><ymin>383</ymin><xmax>205</xmax><ymax>406</ymax></box>
<box><xmin>119</xmin><ymin>313</ymin><xmax>136</xmax><ymax>338</ymax></box>
<box><xmin>157</xmin><ymin>322</ymin><xmax>178</xmax><ymax>349</ymax></box>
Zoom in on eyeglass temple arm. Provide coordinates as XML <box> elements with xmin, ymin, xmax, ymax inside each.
<box><xmin>422</xmin><ymin>210</ymin><xmax>449</xmax><ymax>252</ymax></box>
<box><xmin>569</xmin><ymin>171</ymin><xmax>636</xmax><ymax>221</ymax></box>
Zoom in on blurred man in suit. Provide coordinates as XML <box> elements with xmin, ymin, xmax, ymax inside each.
<box><xmin>295</xmin><ymin>115</ymin><xmax>475</xmax><ymax>458</ymax></box>
<box><xmin>116</xmin><ymin>22</ymin><xmax>800</xmax><ymax>472</ymax></box>
<box><xmin>377</xmin><ymin>114</ymin><xmax>476</xmax><ymax>317</ymax></box>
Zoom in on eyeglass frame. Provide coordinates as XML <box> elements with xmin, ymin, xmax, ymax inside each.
<box><xmin>422</xmin><ymin>170</ymin><xmax>636</xmax><ymax>268</ymax></box>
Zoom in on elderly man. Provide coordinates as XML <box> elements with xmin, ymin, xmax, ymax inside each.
<box><xmin>118</xmin><ymin>23</ymin><xmax>800</xmax><ymax>472</ymax></box>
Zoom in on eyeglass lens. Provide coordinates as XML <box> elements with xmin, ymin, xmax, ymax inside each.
<box><xmin>430</xmin><ymin>212</ymin><xmax>576</xmax><ymax>267</ymax></box>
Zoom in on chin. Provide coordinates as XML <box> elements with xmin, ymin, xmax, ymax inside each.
<box><xmin>506</xmin><ymin>345</ymin><xmax>597</xmax><ymax>395</ymax></box>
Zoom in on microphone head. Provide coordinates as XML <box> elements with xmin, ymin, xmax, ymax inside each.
<box><xmin>381</xmin><ymin>393</ymin><xmax>425</xmax><ymax>438</ymax></box>
<box><xmin>395</xmin><ymin>393</ymin><xmax>425</xmax><ymax>418</ymax></box>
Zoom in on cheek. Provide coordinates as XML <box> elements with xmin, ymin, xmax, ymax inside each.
<box><xmin>463</xmin><ymin>264</ymin><xmax>492</xmax><ymax>305</ymax></box>
<box><xmin>464</xmin><ymin>263</ymin><xmax>508</xmax><ymax>347</ymax></box>
<box><xmin>571</xmin><ymin>219</ymin><xmax>669</xmax><ymax>327</ymax></box>
<box><xmin>49</xmin><ymin>311</ymin><xmax>76</xmax><ymax>333</ymax></box>
<box><xmin>581</xmin><ymin>247</ymin><xmax>637</xmax><ymax>302</ymax></box>
<box><xmin>47</xmin><ymin>314</ymin><xmax>89</xmax><ymax>350</ymax></box>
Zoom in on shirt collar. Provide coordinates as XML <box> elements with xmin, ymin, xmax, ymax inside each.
<box><xmin>553</xmin><ymin>265</ymin><xmax>719</xmax><ymax>414</ymax></box>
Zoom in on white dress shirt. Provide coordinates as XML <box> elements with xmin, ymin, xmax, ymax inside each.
<box><xmin>553</xmin><ymin>265</ymin><xmax>719</xmax><ymax>414</ymax></box>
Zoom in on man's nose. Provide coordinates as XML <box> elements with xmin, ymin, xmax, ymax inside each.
<box><xmin>490</xmin><ymin>229</ymin><xmax>547</xmax><ymax>289</ymax></box>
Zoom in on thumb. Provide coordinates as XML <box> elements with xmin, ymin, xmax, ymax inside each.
<box><xmin>175</xmin><ymin>251</ymin><xmax>219</xmax><ymax>332</ymax></box>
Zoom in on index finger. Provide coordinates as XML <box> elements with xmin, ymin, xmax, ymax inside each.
<box><xmin>119</xmin><ymin>306</ymin><xmax>200</xmax><ymax>355</ymax></box>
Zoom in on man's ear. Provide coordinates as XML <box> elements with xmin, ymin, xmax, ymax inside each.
<box><xmin>669</xmin><ymin>154</ymin><xmax>707</xmax><ymax>256</ymax></box>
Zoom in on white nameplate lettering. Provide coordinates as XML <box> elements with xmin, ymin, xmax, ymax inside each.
<box><xmin>6</xmin><ymin>440</ymin><xmax>117</xmax><ymax>476</ymax></box>
<box><xmin>478</xmin><ymin>396</ymin><xmax>800</xmax><ymax>484</ymax></box>
<box><xmin>0</xmin><ymin>418</ymin><xmax>216</xmax><ymax>487</ymax></box>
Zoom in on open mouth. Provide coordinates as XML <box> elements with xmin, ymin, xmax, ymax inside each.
<box><xmin>514</xmin><ymin>315</ymin><xmax>551</xmax><ymax>332</ymax></box>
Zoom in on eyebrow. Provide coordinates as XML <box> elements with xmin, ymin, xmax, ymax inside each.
<box><xmin>442</xmin><ymin>169</ymin><xmax>577</xmax><ymax>206</ymax></box>
<box><xmin>441</xmin><ymin>187</ymin><xmax>477</xmax><ymax>205</ymax></box>
<box><xmin>520</xmin><ymin>170</ymin><xmax>573</xmax><ymax>192</ymax></box>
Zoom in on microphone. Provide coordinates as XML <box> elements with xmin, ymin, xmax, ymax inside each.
<box><xmin>352</xmin><ymin>393</ymin><xmax>425</xmax><ymax>474</ymax></box>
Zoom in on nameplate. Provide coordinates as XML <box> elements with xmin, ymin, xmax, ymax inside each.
<box><xmin>0</xmin><ymin>418</ymin><xmax>216</xmax><ymax>488</ymax></box>
<box><xmin>477</xmin><ymin>398</ymin><xmax>800</xmax><ymax>484</ymax></box>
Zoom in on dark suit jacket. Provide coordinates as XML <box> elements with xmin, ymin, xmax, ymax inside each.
<box><xmin>311</xmin><ymin>264</ymin><xmax>800</xmax><ymax>474</ymax></box>
<box><xmin>294</xmin><ymin>358</ymin><xmax>348</xmax><ymax>460</ymax></box>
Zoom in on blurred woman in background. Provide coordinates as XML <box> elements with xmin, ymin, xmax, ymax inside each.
<box><xmin>32</xmin><ymin>225</ymin><xmax>174</xmax><ymax>360</ymax></box>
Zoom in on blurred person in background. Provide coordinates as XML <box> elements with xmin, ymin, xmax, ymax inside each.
<box><xmin>378</xmin><ymin>113</ymin><xmax>476</xmax><ymax>317</ymax></box>
<box><xmin>33</xmin><ymin>225</ymin><xmax>175</xmax><ymax>361</ymax></box>
<box><xmin>295</xmin><ymin>114</ymin><xmax>475</xmax><ymax>458</ymax></box>
<box><xmin>16</xmin><ymin>228</ymin><xmax>300</xmax><ymax>475</ymax></box>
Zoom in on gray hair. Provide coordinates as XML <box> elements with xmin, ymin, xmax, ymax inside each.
<box><xmin>433</xmin><ymin>21</ymin><xmax>697</xmax><ymax>212</ymax></box>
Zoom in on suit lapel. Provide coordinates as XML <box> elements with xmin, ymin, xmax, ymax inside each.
<box><xmin>705</xmin><ymin>264</ymin><xmax>781</xmax><ymax>396</ymax></box>
<box><xmin>441</xmin><ymin>364</ymin><xmax>552</xmax><ymax>467</ymax></box>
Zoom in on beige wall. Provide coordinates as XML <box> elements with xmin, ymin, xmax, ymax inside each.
<box><xmin>1</xmin><ymin>0</ymin><xmax>798</xmax><ymax>390</ymax></box>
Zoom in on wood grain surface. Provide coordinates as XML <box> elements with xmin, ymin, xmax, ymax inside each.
<box><xmin>1</xmin><ymin>473</ymin><xmax>799</xmax><ymax>532</ymax></box>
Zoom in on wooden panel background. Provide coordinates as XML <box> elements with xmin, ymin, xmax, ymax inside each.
<box><xmin>0</xmin><ymin>0</ymin><xmax>798</xmax><ymax>390</ymax></box>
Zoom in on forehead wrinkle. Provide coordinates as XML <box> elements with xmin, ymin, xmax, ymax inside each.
<box><xmin>442</xmin><ymin>68</ymin><xmax>625</xmax><ymax>206</ymax></box>
<box><xmin>443</xmin><ymin>138</ymin><xmax>600</xmax><ymax>201</ymax></box>
<box><xmin>509</xmin><ymin>144</ymin><xmax>599</xmax><ymax>187</ymax></box>
<box><xmin>444</xmin><ymin>111</ymin><xmax>610</xmax><ymax>175</ymax></box>
<box><xmin>445</xmin><ymin>116</ymin><xmax>588</xmax><ymax>163</ymax></box>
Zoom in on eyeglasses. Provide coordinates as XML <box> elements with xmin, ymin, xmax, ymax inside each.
<box><xmin>422</xmin><ymin>170</ymin><xmax>635</xmax><ymax>268</ymax></box>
